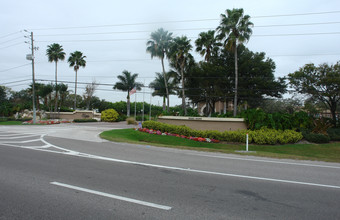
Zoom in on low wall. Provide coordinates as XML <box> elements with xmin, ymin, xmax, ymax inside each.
<box><xmin>46</xmin><ymin>110</ymin><xmax>101</xmax><ymax>121</ymax></box>
<box><xmin>157</xmin><ymin>116</ymin><xmax>247</xmax><ymax>132</ymax></box>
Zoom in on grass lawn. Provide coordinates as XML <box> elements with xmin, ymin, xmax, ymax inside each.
<box><xmin>0</xmin><ymin>121</ymin><xmax>23</xmax><ymax>125</ymax></box>
<box><xmin>100</xmin><ymin>129</ymin><xmax>340</xmax><ymax>163</ymax></box>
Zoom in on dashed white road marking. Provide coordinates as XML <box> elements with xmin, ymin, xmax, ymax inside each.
<box><xmin>50</xmin><ymin>181</ymin><xmax>172</xmax><ymax>210</ymax></box>
<box><xmin>1</xmin><ymin>130</ymin><xmax>340</xmax><ymax>190</ymax></box>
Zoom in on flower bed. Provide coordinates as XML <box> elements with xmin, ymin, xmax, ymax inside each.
<box><xmin>22</xmin><ymin>120</ymin><xmax>71</xmax><ymax>125</ymax></box>
<box><xmin>137</xmin><ymin>128</ymin><xmax>220</xmax><ymax>143</ymax></box>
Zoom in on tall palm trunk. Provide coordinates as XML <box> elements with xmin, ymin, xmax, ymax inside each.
<box><xmin>233</xmin><ymin>42</ymin><xmax>238</xmax><ymax>117</ymax></box>
<box><xmin>74</xmin><ymin>69</ymin><xmax>78</xmax><ymax>110</ymax></box>
<box><xmin>54</xmin><ymin>61</ymin><xmax>58</xmax><ymax>114</ymax></box>
<box><xmin>127</xmin><ymin>93</ymin><xmax>130</xmax><ymax>117</ymax></box>
<box><xmin>161</xmin><ymin>57</ymin><xmax>169</xmax><ymax>112</ymax></box>
<box><xmin>162</xmin><ymin>96</ymin><xmax>166</xmax><ymax>111</ymax></box>
<box><xmin>180</xmin><ymin>62</ymin><xmax>187</xmax><ymax>115</ymax></box>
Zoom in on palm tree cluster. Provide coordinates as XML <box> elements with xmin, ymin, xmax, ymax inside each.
<box><xmin>46</xmin><ymin>43</ymin><xmax>86</xmax><ymax>112</ymax></box>
<box><xmin>145</xmin><ymin>8</ymin><xmax>253</xmax><ymax>116</ymax></box>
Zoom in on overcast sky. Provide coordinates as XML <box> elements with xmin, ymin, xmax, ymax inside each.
<box><xmin>1</xmin><ymin>0</ymin><xmax>340</xmax><ymax>106</ymax></box>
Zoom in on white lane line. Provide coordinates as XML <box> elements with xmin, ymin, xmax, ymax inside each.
<box><xmin>185</xmin><ymin>152</ymin><xmax>340</xmax><ymax>169</ymax></box>
<box><xmin>50</xmin><ymin>181</ymin><xmax>172</xmax><ymax>210</ymax></box>
<box><xmin>0</xmin><ymin>138</ymin><xmax>42</xmax><ymax>144</ymax></box>
<box><xmin>0</xmin><ymin>134</ymin><xmax>40</xmax><ymax>139</ymax></box>
<box><xmin>3</xmin><ymin>135</ymin><xmax>340</xmax><ymax>190</ymax></box>
<box><xmin>28</xmin><ymin>143</ymin><xmax>340</xmax><ymax>190</ymax></box>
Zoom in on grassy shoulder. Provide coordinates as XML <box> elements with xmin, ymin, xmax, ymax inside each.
<box><xmin>100</xmin><ymin>129</ymin><xmax>340</xmax><ymax>163</ymax></box>
<box><xmin>0</xmin><ymin>121</ymin><xmax>23</xmax><ymax>125</ymax></box>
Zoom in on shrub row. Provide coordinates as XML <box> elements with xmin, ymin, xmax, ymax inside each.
<box><xmin>73</xmin><ymin>119</ymin><xmax>98</xmax><ymax>123</ymax></box>
<box><xmin>142</xmin><ymin>121</ymin><xmax>303</xmax><ymax>145</ymax></box>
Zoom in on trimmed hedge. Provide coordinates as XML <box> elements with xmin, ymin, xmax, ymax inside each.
<box><xmin>73</xmin><ymin>119</ymin><xmax>97</xmax><ymax>123</ymax></box>
<box><xmin>142</xmin><ymin>121</ymin><xmax>303</xmax><ymax>145</ymax></box>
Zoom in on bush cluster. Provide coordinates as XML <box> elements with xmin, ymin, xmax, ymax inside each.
<box><xmin>101</xmin><ymin>109</ymin><xmax>119</xmax><ymax>122</ymax></box>
<box><xmin>240</xmin><ymin>109</ymin><xmax>313</xmax><ymax>130</ymax></box>
<box><xmin>73</xmin><ymin>119</ymin><xmax>97</xmax><ymax>123</ymax></box>
<box><xmin>328</xmin><ymin>128</ymin><xmax>340</xmax><ymax>141</ymax></box>
<box><xmin>142</xmin><ymin>121</ymin><xmax>303</xmax><ymax>145</ymax></box>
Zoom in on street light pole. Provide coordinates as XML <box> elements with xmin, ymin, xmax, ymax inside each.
<box><xmin>25</xmin><ymin>31</ymin><xmax>37</xmax><ymax>124</ymax></box>
<box><xmin>31</xmin><ymin>32</ymin><xmax>36</xmax><ymax>124</ymax></box>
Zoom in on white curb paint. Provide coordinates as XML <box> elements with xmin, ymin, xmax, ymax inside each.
<box><xmin>50</xmin><ymin>181</ymin><xmax>172</xmax><ymax>210</ymax></box>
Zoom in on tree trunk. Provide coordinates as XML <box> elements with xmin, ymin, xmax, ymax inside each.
<box><xmin>330</xmin><ymin>100</ymin><xmax>337</xmax><ymax>127</ymax></box>
<box><xmin>161</xmin><ymin>58</ymin><xmax>170</xmax><ymax>112</ymax></box>
<box><xmin>54</xmin><ymin>61</ymin><xmax>58</xmax><ymax>115</ymax></box>
<box><xmin>36</xmin><ymin>94</ymin><xmax>40</xmax><ymax>111</ymax></box>
<box><xmin>74</xmin><ymin>69</ymin><xmax>78</xmax><ymax>110</ymax></box>
<box><xmin>162</xmin><ymin>96</ymin><xmax>166</xmax><ymax>111</ymax></box>
<box><xmin>127</xmin><ymin>92</ymin><xmax>130</xmax><ymax>117</ymax></box>
<box><xmin>180</xmin><ymin>64</ymin><xmax>187</xmax><ymax>116</ymax></box>
<box><xmin>224</xmin><ymin>97</ymin><xmax>227</xmax><ymax>114</ymax></box>
<box><xmin>233</xmin><ymin>42</ymin><xmax>238</xmax><ymax>117</ymax></box>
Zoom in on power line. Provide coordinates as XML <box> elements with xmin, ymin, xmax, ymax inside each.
<box><xmin>34</xmin><ymin>21</ymin><xmax>340</xmax><ymax>38</ymax></box>
<box><xmin>0</xmin><ymin>36</ymin><xmax>23</xmax><ymax>45</ymax></box>
<box><xmin>0</xmin><ymin>79</ymin><xmax>31</xmax><ymax>85</ymax></box>
<box><xmin>35</xmin><ymin>31</ymin><xmax>340</xmax><ymax>44</ymax></box>
<box><xmin>0</xmin><ymin>31</ymin><xmax>21</xmax><ymax>39</ymax></box>
<box><xmin>28</xmin><ymin>10</ymin><xmax>340</xmax><ymax>31</ymax></box>
<box><xmin>0</xmin><ymin>63</ymin><xmax>31</xmax><ymax>72</ymax></box>
<box><xmin>0</xmin><ymin>42</ymin><xmax>24</xmax><ymax>50</ymax></box>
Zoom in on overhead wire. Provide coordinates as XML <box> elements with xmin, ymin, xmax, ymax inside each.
<box><xmin>28</xmin><ymin>10</ymin><xmax>340</xmax><ymax>31</ymax></box>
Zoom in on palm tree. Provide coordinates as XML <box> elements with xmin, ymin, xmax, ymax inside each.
<box><xmin>146</xmin><ymin>28</ymin><xmax>173</xmax><ymax>112</ymax></box>
<box><xmin>68</xmin><ymin>51</ymin><xmax>86</xmax><ymax>110</ymax></box>
<box><xmin>216</xmin><ymin>8</ymin><xmax>253</xmax><ymax>116</ymax></box>
<box><xmin>113</xmin><ymin>70</ymin><xmax>143</xmax><ymax>117</ymax></box>
<box><xmin>149</xmin><ymin>72</ymin><xmax>178</xmax><ymax>111</ymax></box>
<box><xmin>40</xmin><ymin>84</ymin><xmax>53</xmax><ymax>110</ymax></box>
<box><xmin>46</xmin><ymin>43</ymin><xmax>65</xmax><ymax>114</ymax></box>
<box><xmin>195</xmin><ymin>30</ymin><xmax>222</xmax><ymax>62</ymax></box>
<box><xmin>58</xmin><ymin>83</ymin><xmax>69</xmax><ymax>109</ymax></box>
<box><xmin>168</xmin><ymin>36</ymin><xmax>193</xmax><ymax>115</ymax></box>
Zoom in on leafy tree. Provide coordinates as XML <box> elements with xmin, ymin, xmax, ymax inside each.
<box><xmin>83</xmin><ymin>81</ymin><xmax>97</xmax><ymax>110</ymax></box>
<box><xmin>146</xmin><ymin>28</ymin><xmax>173</xmax><ymax>111</ymax></box>
<box><xmin>58</xmin><ymin>83</ymin><xmax>69</xmax><ymax>109</ymax></box>
<box><xmin>39</xmin><ymin>84</ymin><xmax>54</xmax><ymax>111</ymax></box>
<box><xmin>149</xmin><ymin>72</ymin><xmax>178</xmax><ymax>111</ymax></box>
<box><xmin>168</xmin><ymin>36</ymin><xmax>193</xmax><ymax>115</ymax></box>
<box><xmin>259</xmin><ymin>98</ymin><xmax>302</xmax><ymax>114</ymax></box>
<box><xmin>195</xmin><ymin>30</ymin><xmax>222</xmax><ymax>62</ymax></box>
<box><xmin>186</xmin><ymin>62</ymin><xmax>227</xmax><ymax>116</ymax></box>
<box><xmin>46</xmin><ymin>43</ymin><xmax>65</xmax><ymax>113</ymax></box>
<box><xmin>218</xmin><ymin>46</ymin><xmax>286</xmax><ymax>108</ymax></box>
<box><xmin>288</xmin><ymin>61</ymin><xmax>340</xmax><ymax>126</ymax></box>
<box><xmin>68</xmin><ymin>51</ymin><xmax>86</xmax><ymax>110</ymax></box>
<box><xmin>113</xmin><ymin>70</ymin><xmax>143</xmax><ymax>117</ymax></box>
<box><xmin>0</xmin><ymin>86</ymin><xmax>11</xmax><ymax>117</ymax></box>
<box><xmin>216</xmin><ymin>8</ymin><xmax>253</xmax><ymax>116</ymax></box>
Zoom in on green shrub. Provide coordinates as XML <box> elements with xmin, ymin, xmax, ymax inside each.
<box><xmin>327</xmin><ymin>128</ymin><xmax>340</xmax><ymax>141</ymax></box>
<box><xmin>73</xmin><ymin>119</ymin><xmax>97</xmax><ymax>123</ymax></box>
<box><xmin>240</xmin><ymin>109</ymin><xmax>313</xmax><ymax>131</ymax></box>
<box><xmin>142</xmin><ymin>121</ymin><xmax>302</xmax><ymax>144</ymax></box>
<box><xmin>101</xmin><ymin>109</ymin><xmax>119</xmax><ymax>122</ymax></box>
<box><xmin>126</xmin><ymin>117</ymin><xmax>136</xmax><ymax>125</ymax></box>
<box><xmin>304</xmin><ymin>133</ymin><xmax>330</xmax><ymax>143</ymax></box>
<box><xmin>117</xmin><ymin>114</ymin><xmax>127</xmax><ymax>122</ymax></box>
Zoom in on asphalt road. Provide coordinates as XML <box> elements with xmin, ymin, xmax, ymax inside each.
<box><xmin>1</xmin><ymin>123</ymin><xmax>340</xmax><ymax>219</ymax></box>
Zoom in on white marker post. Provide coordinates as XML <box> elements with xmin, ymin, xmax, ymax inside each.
<box><xmin>246</xmin><ymin>133</ymin><xmax>249</xmax><ymax>152</ymax></box>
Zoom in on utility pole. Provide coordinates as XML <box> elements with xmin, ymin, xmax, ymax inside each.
<box><xmin>25</xmin><ymin>31</ymin><xmax>38</xmax><ymax>124</ymax></box>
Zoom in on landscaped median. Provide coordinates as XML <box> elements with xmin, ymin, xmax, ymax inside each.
<box><xmin>99</xmin><ymin>121</ymin><xmax>340</xmax><ymax>162</ymax></box>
